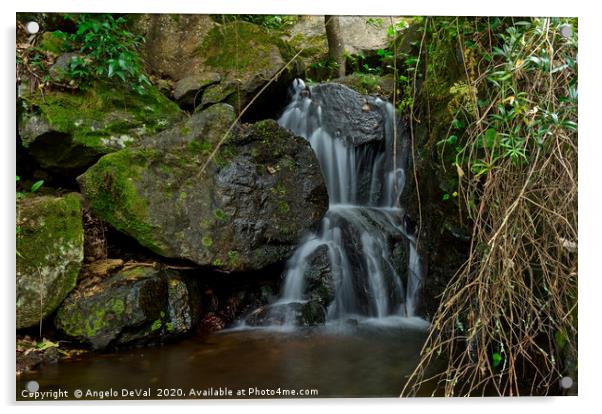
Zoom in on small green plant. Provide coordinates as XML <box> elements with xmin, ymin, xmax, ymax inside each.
<box><xmin>55</xmin><ymin>14</ymin><xmax>151</xmax><ymax>94</ymax></box>
<box><xmin>211</xmin><ymin>15</ymin><xmax>297</xmax><ymax>30</ymax></box>
<box><xmin>16</xmin><ymin>176</ymin><xmax>44</xmax><ymax>199</ymax></box>
<box><xmin>366</xmin><ymin>17</ymin><xmax>384</xmax><ymax>28</ymax></box>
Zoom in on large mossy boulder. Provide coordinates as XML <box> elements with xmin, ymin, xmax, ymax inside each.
<box><xmin>17</xmin><ymin>80</ymin><xmax>184</xmax><ymax>171</ymax></box>
<box><xmin>78</xmin><ymin>104</ymin><xmax>328</xmax><ymax>272</ymax></box>
<box><xmin>16</xmin><ymin>193</ymin><xmax>84</xmax><ymax>329</ymax></box>
<box><xmin>55</xmin><ymin>266</ymin><xmax>200</xmax><ymax>350</ymax></box>
<box><xmin>135</xmin><ymin>17</ymin><xmax>300</xmax><ymax>115</ymax></box>
<box><xmin>190</xmin><ymin>21</ymin><xmax>301</xmax><ymax>115</ymax></box>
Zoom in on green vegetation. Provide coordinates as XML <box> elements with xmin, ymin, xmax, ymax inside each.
<box><xmin>16</xmin><ymin>175</ymin><xmax>44</xmax><ymax>201</ymax></box>
<box><xmin>210</xmin><ymin>15</ymin><xmax>298</xmax><ymax>31</ymax></box>
<box><xmin>52</xmin><ymin>14</ymin><xmax>151</xmax><ymax>94</ymax></box>
<box><xmin>402</xmin><ymin>17</ymin><xmax>578</xmax><ymax>397</ymax></box>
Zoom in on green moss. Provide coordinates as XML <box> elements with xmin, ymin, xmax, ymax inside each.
<box><xmin>200</xmin><ymin>21</ymin><xmax>286</xmax><ymax>74</ymax></box>
<box><xmin>56</xmin><ymin>298</ymin><xmax>115</xmax><ymax>339</ymax></box>
<box><xmin>278</xmin><ymin>200</ymin><xmax>290</xmax><ymax>214</ymax></box>
<box><xmin>38</xmin><ymin>31</ymin><xmax>67</xmax><ymax>54</ymax></box>
<box><xmin>121</xmin><ymin>266</ymin><xmax>154</xmax><ymax>278</ymax></box>
<box><xmin>227</xmin><ymin>250</ymin><xmax>239</xmax><ymax>265</ymax></box>
<box><xmin>287</xmin><ymin>33</ymin><xmax>328</xmax><ymax>59</ymax></box>
<box><xmin>199</xmin><ymin>218</ymin><xmax>211</xmax><ymax>229</ymax></box>
<box><xmin>213</xmin><ymin>208</ymin><xmax>228</xmax><ymax>222</ymax></box>
<box><xmin>16</xmin><ymin>193</ymin><xmax>84</xmax><ymax>329</ymax></box>
<box><xmin>188</xmin><ymin>138</ymin><xmax>212</xmax><ymax>155</ymax></box>
<box><xmin>201</xmin><ymin>83</ymin><xmax>237</xmax><ymax>107</ymax></box>
<box><xmin>158</xmin><ymin>164</ymin><xmax>173</xmax><ymax>176</ymax></box>
<box><xmin>271</xmin><ymin>182</ymin><xmax>287</xmax><ymax>196</ymax></box>
<box><xmin>21</xmin><ymin>80</ymin><xmax>183</xmax><ymax>155</ymax></box>
<box><xmin>150</xmin><ymin>319</ymin><xmax>162</xmax><ymax>332</ymax></box>
<box><xmin>79</xmin><ymin>149</ymin><xmax>168</xmax><ymax>255</ymax></box>
<box><xmin>213</xmin><ymin>145</ymin><xmax>235</xmax><ymax>168</ymax></box>
<box><xmin>179</xmin><ymin>125</ymin><xmax>192</xmax><ymax>136</ymax></box>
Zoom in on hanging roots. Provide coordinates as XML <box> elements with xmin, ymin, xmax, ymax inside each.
<box><xmin>403</xmin><ymin>17</ymin><xmax>577</xmax><ymax>396</ymax></box>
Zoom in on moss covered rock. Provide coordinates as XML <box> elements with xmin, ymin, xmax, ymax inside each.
<box><xmin>332</xmin><ymin>73</ymin><xmax>396</xmax><ymax>101</ymax></box>
<box><xmin>16</xmin><ymin>193</ymin><xmax>84</xmax><ymax>329</ymax></box>
<box><xmin>17</xmin><ymin>79</ymin><xmax>184</xmax><ymax>171</ymax></box>
<box><xmin>79</xmin><ymin>104</ymin><xmax>328</xmax><ymax>272</ymax></box>
<box><xmin>55</xmin><ymin>267</ymin><xmax>200</xmax><ymax>350</ymax></box>
<box><xmin>191</xmin><ymin>21</ymin><xmax>301</xmax><ymax>113</ymax></box>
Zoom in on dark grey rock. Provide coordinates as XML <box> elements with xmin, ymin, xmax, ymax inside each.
<box><xmin>307</xmin><ymin>83</ymin><xmax>391</xmax><ymax>146</ymax></box>
<box><xmin>78</xmin><ymin>104</ymin><xmax>329</xmax><ymax>272</ymax></box>
<box><xmin>55</xmin><ymin>267</ymin><xmax>200</xmax><ymax>350</ymax></box>
<box><xmin>245</xmin><ymin>301</ymin><xmax>326</xmax><ymax>327</ymax></box>
<box><xmin>173</xmin><ymin>72</ymin><xmax>221</xmax><ymax>108</ymax></box>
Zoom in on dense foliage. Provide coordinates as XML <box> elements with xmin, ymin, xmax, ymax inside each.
<box><xmin>17</xmin><ymin>14</ymin><xmax>150</xmax><ymax>94</ymax></box>
<box><xmin>210</xmin><ymin>14</ymin><xmax>298</xmax><ymax>30</ymax></box>
<box><xmin>399</xmin><ymin>17</ymin><xmax>578</xmax><ymax>396</ymax></box>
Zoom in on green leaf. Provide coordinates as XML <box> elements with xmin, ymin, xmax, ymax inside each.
<box><xmin>555</xmin><ymin>330</ymin><xmax>568</xmax><ymax>351</ymax></box>
<box><xmin>561</xmin><ymin>120</ymin><xmax>578</xmax><ymax>132</ymax></box>
<box><xmin>492</xmin><ymin>352</ymin><xmax>502</xmax><ymax>368</ymax></box>
<box><xmin>485</xmin><ymin>128</ymin><xmax>497</xmax><ymax>147</ymax></box>
<box><xmin>451</xmin><ymin>119</ymin><xmax>464</xmax><ymax>129</ymax></box>
<box><xmin>30</xmin><ymin>180</ymin><xmax>44</xmax><ymax>193</ymax></box>
<box><xmin>442</xmin><ymin>193</ymin><xmax>450</xmax><ymax>201</ymax></box>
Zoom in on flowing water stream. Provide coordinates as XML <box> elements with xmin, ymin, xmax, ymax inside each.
<box><xmin>265</xmin><ymin>79</ymin><xmax>423</xmax><ymax>325</ymax></box>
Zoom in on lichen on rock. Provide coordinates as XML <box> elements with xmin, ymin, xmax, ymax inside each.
<box><xmin>55</xmin><ymin>266</ymin><xmax>200</xmax><ymax>350</ymax></box>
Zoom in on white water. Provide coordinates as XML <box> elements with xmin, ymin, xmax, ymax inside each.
<box><xmin>272</xmin><ymin>79</ymin><xmax>424</xmax><ymax>325</ymax></box>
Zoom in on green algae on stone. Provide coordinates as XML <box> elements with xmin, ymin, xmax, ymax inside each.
<box><xmin>18</xmin><ymin>80</ymin><xmax>184</xmax><ymax>170</ymax></box>
<box><xmin>16</xmin><ymin>193</ymin><xmax>84</xmax><ymax>329</ymax></box>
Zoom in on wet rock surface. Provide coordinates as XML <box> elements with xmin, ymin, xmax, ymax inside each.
<box><xmin>78</xmin><ymin>104</ymin><xmax>328</xmax><ymax>272</ymax></box>
<box><xmin>244</xmin><ymin>301</ymin><xmax>326</xmax><ymax>327</ymax></box>
<box><xmin>302</xmin><ymin>83</ymin><xmax>392</xmax><ymax>146</ymax></box>
<box><xmin>55</xmin><ymin>266</ymin><xmax>201</xmax><ymax>350</ymax></box>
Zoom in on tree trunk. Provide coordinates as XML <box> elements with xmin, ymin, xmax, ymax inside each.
<box><xmin>324</xmin><ymin>16</ymin><xmax>345</xmax><ymax>78</ymax></box>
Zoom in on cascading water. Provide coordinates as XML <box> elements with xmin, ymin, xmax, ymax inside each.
<box><xmin>249</xmin><ymin>79</ymin><xmax>424</xmax><ymax>327</ymax></box>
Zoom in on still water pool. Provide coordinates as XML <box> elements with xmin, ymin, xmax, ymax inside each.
<box><xmin>17</xmin><ymin>317</ymin><xmax>435</xmax><ymax>400</ymax></box>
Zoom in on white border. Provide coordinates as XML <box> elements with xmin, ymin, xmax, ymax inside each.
<box><xmin>1</xmin><ymin>1</ymin><xmax>599</xmax><ymax>413</ymax></box>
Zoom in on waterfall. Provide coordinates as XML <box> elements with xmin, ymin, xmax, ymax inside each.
<box><xmin>251</xmin><ymin>79</ymin><xmax>423</xmax><ymax>327</ymax></box>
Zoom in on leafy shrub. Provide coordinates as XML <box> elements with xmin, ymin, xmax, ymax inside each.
<box><xmin>54</xmin><ymin>14</ymin><xmax>150</xmax><ymax>94</ymax></box>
